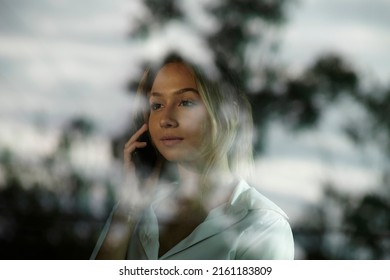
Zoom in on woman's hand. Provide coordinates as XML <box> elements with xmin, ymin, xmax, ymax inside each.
<box><xmin>94</xmin><ymin>124</ymin><xmax>156</xmax><ymax>259</ymax></box>
<box><xmin>123</xmin><ymin>123</ymin><xmax>148</xmax><ymax>173</ymax></box>
<box><xmin>119</xmin><ymin>123</ymin><xmax>161</xmax><ymax>216</ymax></box>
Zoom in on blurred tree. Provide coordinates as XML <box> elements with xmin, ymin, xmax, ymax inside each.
<box><xmin>345</xmin><ymin>194</ymin><xmax>390</xmax><ymax>259</ymax></box>
<box><xmin>0</xmin><ymin>117</ymin><xmax>115</xmax><ymax>259</ymax></box>
<box><xmin>286</xmin><ymin>60</ymin><xmax>390</xmax><ymax>259</ymax></box>
<box><xmin>295</xmin><ymin>182</ymin><xmax>390</xmax><ymax>259</ymax></box>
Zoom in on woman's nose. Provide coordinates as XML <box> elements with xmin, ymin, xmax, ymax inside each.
<box><xmin>160</xmin><ymin>107</ymin><xmax>178</xmax><ymax>128</ymax></box>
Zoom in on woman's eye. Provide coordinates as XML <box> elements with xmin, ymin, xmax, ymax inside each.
<box><xmin>150</xmin><ymin>103</ymin><xmax>162</xmax><ymax>111</ymax></box>
<box><xmin>180</xmin><ymin>100</ymin><xmax>196</xmax><ymax>107</ymax></box>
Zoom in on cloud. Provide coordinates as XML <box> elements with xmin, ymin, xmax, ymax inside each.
<box><xmin>0</xmin><ymin>0</ymin><xmax>146</xmax><ymax>136</ymax></box>
<box><xmin>281</xmin><ymin>0</ymin><xmax>390</xmax><ymax>82</ymax></box>
<box><xmin>253</xmin><ymin>154</ymin><xmax>380</xmax><ymax>203</ymax></box>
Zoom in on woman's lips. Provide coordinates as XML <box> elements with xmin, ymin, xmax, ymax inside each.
<box><xmin>160</xmin><ymin>136</ymin><xmax>183</xmax><ymax>146</ymax></box>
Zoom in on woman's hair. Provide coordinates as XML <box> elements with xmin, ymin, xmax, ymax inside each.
<box><xmin>134</xmin><ymin>53</ymin><xmax>254</xmax><ymax>180</ymax></box>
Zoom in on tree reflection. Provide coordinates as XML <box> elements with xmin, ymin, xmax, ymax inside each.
<box><xmin>295</xmin><ymin>183</ymin><xmax>390</xmax><ymax>259</ymax></box>
<box><xmin>0</xmin><ymin>118</ymin><xmax>115</xmax><ymax>259</ymax></box>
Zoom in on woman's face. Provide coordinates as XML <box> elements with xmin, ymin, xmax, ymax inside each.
<box><xmin>148</xmin><ymin>62</ymin><xmax>210</xmax><ymax>165</ymax></box>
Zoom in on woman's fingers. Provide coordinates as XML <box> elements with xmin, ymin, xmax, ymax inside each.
<box><xmin>125</xmin><ymin>123</ymin><xmax>148</xmax><ymax>148</ymax></box>
<box><xmin>124</xmin><ymin>141</ymin><xmax>147</xmax><ymax>153</ymax></box>
<box><xmin>123</xmin><ymin>123</ymin><xmax>149</xmax><ymax>170</ymax></box>
<box><xmin>120</xmin><ymin>123</ymin><xmax>158</xmax><ymax>212</ymax></box>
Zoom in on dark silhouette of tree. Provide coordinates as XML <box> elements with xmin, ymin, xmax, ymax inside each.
<box><xmin>345</xmin><ymin>194</ymin><xmax>390</xmax><ymax>259</ymax></box>
<box><xmin>0</xmin><ymin>117</ymin><xmax>115</xmax><ymax>259</ymax></box>
<box><xmin>295</xmin><ymin>182</ymin><xmax>390</xmax><ymax>259</ymax></box>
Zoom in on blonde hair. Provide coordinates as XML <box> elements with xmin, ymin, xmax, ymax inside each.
<box><xmin>134</xmin><ymin>54</ymin><xmax>254</xmax><ymax>180</ymax></box>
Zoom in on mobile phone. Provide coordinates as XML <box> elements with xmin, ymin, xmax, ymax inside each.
<box><xmin>132</xmin><ymin>131</ymin><xmax>159</xmax><ymax>182</ymax></box>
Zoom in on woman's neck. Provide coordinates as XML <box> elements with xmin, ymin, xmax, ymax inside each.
<box><xmin>176</xmin><ymin>161</ymin><xmax>238</xmax><ymax>212</ymax></box>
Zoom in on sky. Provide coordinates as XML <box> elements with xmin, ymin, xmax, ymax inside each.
<box><xmin>280</xmin><ymin>0</ymin><xmax>390</xmax><ymax>83</ymax></box>
<box><xmin>0</xmin><ymin>0</ymin><xmax>389</xmax><ymax>222</ymax></box>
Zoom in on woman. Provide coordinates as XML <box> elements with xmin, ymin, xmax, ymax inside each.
<box><xmin>91</xmin><ymin>54</ymin><xmax>294</xmax><ymax>260</ymax></box>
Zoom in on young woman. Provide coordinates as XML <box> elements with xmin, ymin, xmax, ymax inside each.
<box><xmin>91</xmin><ymin>54</ymin><xmax>294</xmax><ymax>260</ymax></box>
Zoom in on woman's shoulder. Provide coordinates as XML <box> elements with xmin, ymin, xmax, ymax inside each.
<box><xmin>229</xmin><ymin>180</ymin><xmax>294</xmax><ymax>259</ymax></box>
<box><xmin>229</xmin><ymin>180</ymin><xmax>289</xmax><ymax>220</ymax></box>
